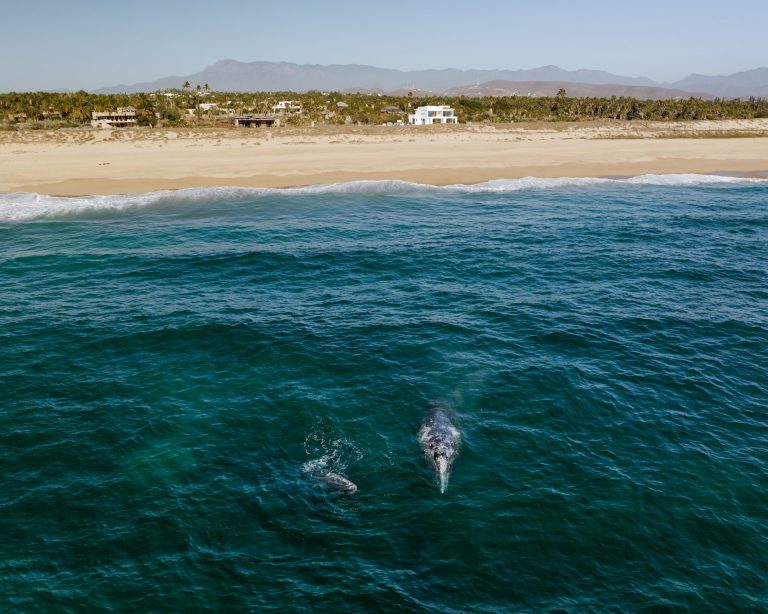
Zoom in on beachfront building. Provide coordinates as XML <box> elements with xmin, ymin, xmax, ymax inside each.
<box><xmin>91</xmin><ymin>107</ymin><xmax>137</xmax><ymax>128</ymax></box>
<box><xmin>407</xmin><ymin>105</ymin><xmax>458</xmax><ymax>125</ymax></box>
<box><xmin>233</xmin><ymin>115</ymin><xmax>279</xmax><ymax>128</ymax></box>
<box><xmin>271</xmin><ymin>100</ymin><xmax>302</xmax><ymax>114</ymax></box>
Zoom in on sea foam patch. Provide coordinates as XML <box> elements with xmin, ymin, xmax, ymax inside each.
<box><xmin>624</xmin><ymin>173</ymin><xmax>764</xmax><ymax>186</ymax></box>
<box><xmin>1</xmin><ymin>174</ymin><xmax>765</xmax><ymax>221</ymax></box>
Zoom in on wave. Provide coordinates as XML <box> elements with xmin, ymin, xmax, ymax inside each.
<box><xmin>1</xmin><ymin>174</ymin><xmax>765</xmax><ymax>221</ymax></box>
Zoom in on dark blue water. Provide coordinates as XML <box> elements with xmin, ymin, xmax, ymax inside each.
<box><xmin>1</xmin><ymin>177</ymin><xmax>767</xmax><ymax>611</ymax></box>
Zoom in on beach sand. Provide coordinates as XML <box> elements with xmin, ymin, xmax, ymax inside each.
<box><xmin>1</xmin><ymin>120</ymin><xmax>767</xmax><ymax>195</ymax></box>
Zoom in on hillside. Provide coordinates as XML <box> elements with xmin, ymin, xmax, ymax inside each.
<box><xmin>446</xmin><ymin>81</ymin><xmax>712</xmax><ymax>100</ymax></box>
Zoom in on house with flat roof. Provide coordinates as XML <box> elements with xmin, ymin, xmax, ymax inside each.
<box><xmin>271</xmin><ymin>100</ymin><xmax>302</xmax><ymax>114</ymax></box>
<box><xmin>233</xmin><ymin>115</ymin><xmax>279</xmax><ymax>128</ymax></box>
<box><xmin>407</xmin><ymin>105</ymin><xmax>458</xmax><ymax>125</ymax></box>
<box><xmin>91</xmin><ymin>107</ymin><xmax>137</xmax><ymax>128</ymax></box>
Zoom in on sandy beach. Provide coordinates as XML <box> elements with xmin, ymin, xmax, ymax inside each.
<box><xmin>1</xmin><ymin>120</ymin><xmax>767</xmax><ymax>195</ymax></box>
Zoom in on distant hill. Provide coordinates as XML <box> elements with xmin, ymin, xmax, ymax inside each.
<box><xmin>93</xmin><ymin>60</ymin><xmax>662</xmax><ymax>95</ymax></box>
<box><xmin>669</xmin><ymin>68</ymin><xmax>768</xmax><ymax>99</ymax></box>
<box><xmin>93</xmin><ymin>60</ymin><xmax>768</xmax><ymax>99</ymax></box>
<box><xmin>446</xmin><ymin>80</ymin><xmax>712</xmax><ymax>100</ymax></box>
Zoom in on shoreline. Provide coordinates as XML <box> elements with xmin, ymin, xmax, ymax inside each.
<box><xmin>2</xmin><ymin>121</ymin><xmax>767</xmax><ymax>196</ymax></box>
<box><xmin>12</xmin><ymin>168</ymin><xmax>768</xmax><ymax>199</ymax></box>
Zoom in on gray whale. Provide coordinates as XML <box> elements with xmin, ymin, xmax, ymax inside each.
<box><xmin>316</xmin><ymin>472</ymin><xmax>358</xmax><ymax>494</ymax></box>
<box><xmin>419</xmin><ymin>401</ymin><xmax>460</xmax><ymax>493</ymax></box>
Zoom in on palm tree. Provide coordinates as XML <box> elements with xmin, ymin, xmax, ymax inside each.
<box><xmin>182</xmin><ymin>81</ymin><xmax>191</xmax><ymax>91</ymax></box>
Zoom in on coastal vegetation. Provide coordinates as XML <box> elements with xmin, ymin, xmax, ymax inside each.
<box><xmin>1</xmin><ymin>89</ymin><xmax>767</xmax><ymax>129</ymax></box>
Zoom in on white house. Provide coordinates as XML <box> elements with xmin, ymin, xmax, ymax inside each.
<box><xmin>271</xmin><ymin>100</ymin><xmax>302</xmax><ymax>113</ymax></box>
<box><xmin>407</xmin><ymin>105</ymin><xmax>458</xmax><ymax>125</ymax></box>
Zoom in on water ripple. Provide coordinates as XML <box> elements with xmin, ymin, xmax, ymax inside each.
<box><xmin>1</xmin><ymin>181</ymin><xmax>767</xmax><ymax>610</ymax></box>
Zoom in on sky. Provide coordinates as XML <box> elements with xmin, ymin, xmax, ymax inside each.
<box><xmin>1</xmin><ymin>0</ymin><xmax>766</xmax><ymax>91</ymax></box>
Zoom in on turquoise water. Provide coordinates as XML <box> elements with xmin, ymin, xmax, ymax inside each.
<box><xmin>1</xmin><ymin>176</ymin><xmax>767</xmax><ymax>611</ymax></box>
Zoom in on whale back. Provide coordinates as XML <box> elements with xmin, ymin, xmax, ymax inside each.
<box><xmin>317</xmin><ymin>472</ymin><xmax>358</xmax><ymax>494</ymax></box>
<box><xmin>422</xmin><ymin>403</ymin><xmax>459</xmax><ymax>452</ymax></box>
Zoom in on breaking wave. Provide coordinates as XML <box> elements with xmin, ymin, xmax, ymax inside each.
<box><xmin>1</xmin><ymin>174</ymin><xmax>765</xmax><ymax>221</ymax></box>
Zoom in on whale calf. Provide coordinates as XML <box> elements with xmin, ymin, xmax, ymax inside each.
<box><xmin>419</xmin><ymin>401</ymin><xmax>460</xmax><ymax>493</ymax></box>
<box><xmin>316</xmin><ymin>472</ymin><xmax>358</xmax><ymax>494</ymax></box>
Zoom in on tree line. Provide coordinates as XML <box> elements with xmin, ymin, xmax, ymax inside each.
<box><xmin>2</xmin><ymin>89</ymin><xmax>767</xmax><ymax>128</ymax></box>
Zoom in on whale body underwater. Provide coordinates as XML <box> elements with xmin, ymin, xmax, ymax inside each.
<box><xmin>316</xmin><ymin>472</ymin><xmax>358</xmax><ymax>494</ymax></box>
<box><xmin>419</xmin><ymin>401</ymin><xmax>461</xmax><ymax>493</ymax></box>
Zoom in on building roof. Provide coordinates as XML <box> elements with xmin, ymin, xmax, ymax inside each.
<box><xmin>234</xmin><ymin>114</ymin><xmax>277</xmax><ymax>121</ymax></box>
<box><xmin>413</xmin><ymin>105</ymin><xmax>454</xmax><ymax>111</ymax></box>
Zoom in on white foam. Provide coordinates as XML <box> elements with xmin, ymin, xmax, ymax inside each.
<box><xmin>1</xmin><ymin>174</ymin><xmax>764</xmax><ymax>221</ymax></box>
<box><xmin>0</xmin><ymin>190</ymin><xmax>174</xmax><ymax>222</ymax></box>
<box><xmin>301</xmin><ymin>454</ymin><xmax>334</xmax><ymax>475</ymax></box>
<box><xmin>623</xmin><ymin>173</ymin><xmax>763</xmax><ymax>186</ymax></box>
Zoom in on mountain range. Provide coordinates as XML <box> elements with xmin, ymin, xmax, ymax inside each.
<box><xmin>95</xmin><ymin>60</ymin><xmax>768</xmax><ymax>99</ymax></box>
<box><xmin>444</xmin><ymin>81</ymin><xmax>712</xmax><ymax>100</ymax></box>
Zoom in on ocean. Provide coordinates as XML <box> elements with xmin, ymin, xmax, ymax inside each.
<box><xmin>1</xmin><ymin>175</ymin><xmax>767</xmax><ymax>611</ymax></box>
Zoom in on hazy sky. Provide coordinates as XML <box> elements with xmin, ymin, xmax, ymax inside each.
<box><xmin>1</xmin><ymin>0</ymin><xmax>766</xmax><ymax>91</ymax></box>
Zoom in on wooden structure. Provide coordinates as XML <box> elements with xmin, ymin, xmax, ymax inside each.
<box><xmin>91</xmin><ymin>107</ymin><xmax>137</xmax><ymax>128</ymax></box>
<box><xmin>233</xmin><ymin>115</ymin><xmax>279</xmax><ymax>128</ymax></box>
